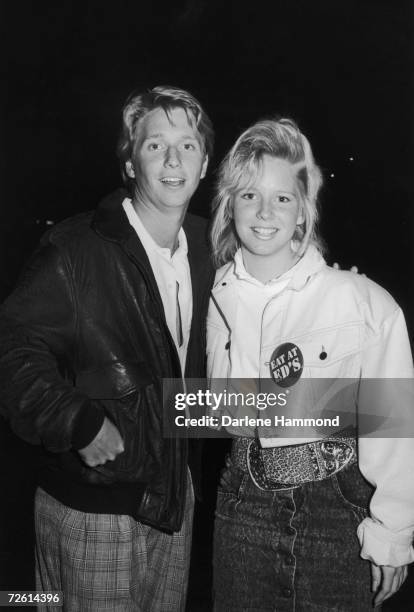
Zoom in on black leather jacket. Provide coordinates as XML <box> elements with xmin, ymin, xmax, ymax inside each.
<box><xmin>0</xmin><ymin>189</ymin><xmax>214</xmax><ymax>532</ymax></box>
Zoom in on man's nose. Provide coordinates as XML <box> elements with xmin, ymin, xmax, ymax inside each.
<box><xmin>164</xmin><ymin>146</ymin><xmax>181</xmax><ymax>168</ymax></box>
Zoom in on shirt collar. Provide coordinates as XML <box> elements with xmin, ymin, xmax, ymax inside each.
<box><xmin>233</xmin><ymin>248</ymin><xmax>295</xmax><ymax>287</ymax></box>
<box><xmin>122</xmin><ymin>198</ymin><xmax>188</xmax><ymax>260</ymax></box>
<box><xmin>214</xmin><ymin>244</ymin><xmax>326</xmax><ymax>294</ymax></box>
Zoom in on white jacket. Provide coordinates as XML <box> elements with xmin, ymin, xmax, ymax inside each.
<box><xmin>207</xmin><ymin>245</ymin><xmax>414</xmax><ymax>566</ymax></box>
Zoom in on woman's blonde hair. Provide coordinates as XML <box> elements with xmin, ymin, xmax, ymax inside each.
<box><xmin>210</xmin><ymin>117</ymin><xmax>324</xmax><ymax>268</ymax></box>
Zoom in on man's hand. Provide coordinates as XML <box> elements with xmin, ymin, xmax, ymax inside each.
<box><xmin>78</xmin><ymin>416</ymin><xmax>124</xmax><ymax>467</ymax></box>
<box><xmin>371</xmin><ymin>563</ymin><xmax>408</xmax><ymax>607</ymax></box>
<box><xmin>333</xmin><ymin>262</ymin><xmax>359</xmax><ymax>273</ymax></box>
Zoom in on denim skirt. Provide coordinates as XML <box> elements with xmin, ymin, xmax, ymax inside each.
<box><xmin>213</xmin><ymin>458</ymin><xmax>375</xmax><ymax>612</ymax></box>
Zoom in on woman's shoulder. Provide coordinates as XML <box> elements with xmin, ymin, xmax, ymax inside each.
<box><xmin>320</xmin><ymin>265</ymin><xmax>400</xmax><ymax>319</ymax></box>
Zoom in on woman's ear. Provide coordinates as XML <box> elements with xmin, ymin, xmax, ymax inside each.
<box><xmin>297</xmin><ymin>205</ymin><xmax>305</xmax><ymax>225</ymax></box>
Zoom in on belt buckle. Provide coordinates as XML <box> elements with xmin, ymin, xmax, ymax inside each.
<box><xmin>315</xmin><ymin>439</ymin><xmax>355</xmax><ymax>478</ymax></box>
<box><xmin>246</xmin><ymin>439</ymin><xmax>298</xmax><ymax>492</ymax></box>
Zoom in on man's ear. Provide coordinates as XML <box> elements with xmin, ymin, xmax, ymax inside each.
<box><xmin>200</xmin><ymin>155</ymin><xmax>209</xmax><ymax>179</ymax></box>
<box><xmin>125</xmin><ymin>160</ymin><xmax>135</xmax><ymax>179</ymax></box>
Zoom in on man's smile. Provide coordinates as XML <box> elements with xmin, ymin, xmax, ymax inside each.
<box><xmin>160</xmin><ymin>177</ymin><xmax>186</xmax><ymax>187</ymax></box>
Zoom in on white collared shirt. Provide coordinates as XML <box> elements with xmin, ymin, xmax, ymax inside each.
<box><xmin>231</xmin><ymin>249</ymin><xmax>293</xmax><ymax>378</ymax></box>
<box><xmin>122</xmin><ymin>198</ymin><xmax>192</xmax><ymax>374</ymax></box>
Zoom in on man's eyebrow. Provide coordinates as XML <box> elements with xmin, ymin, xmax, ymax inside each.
<box><xmin>143</xmin><ymin>133</ymin><xmax>199</xmax><ymax>141</ymax></box>
<box><xmin>142</xmin><ymin>132</ymin><xmax>163</xmax><ymax>140</ymax></box>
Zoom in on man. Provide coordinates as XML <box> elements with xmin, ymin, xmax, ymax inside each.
<box><xmin>0</xmin><ymin>86</ymin><xmax>215</xmax><ymax>610</ymax></box>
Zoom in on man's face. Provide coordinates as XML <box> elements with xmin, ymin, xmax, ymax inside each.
<box><xmin>126</xmin><ymin>106</ymin><xmax>208</xmax><ymax>214</ymax></box>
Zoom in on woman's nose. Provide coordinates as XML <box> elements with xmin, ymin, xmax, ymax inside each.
<box><xmin>256</xmin><ymin>199</ymin><xmax>273</xmax><ymax>220</ymax></box>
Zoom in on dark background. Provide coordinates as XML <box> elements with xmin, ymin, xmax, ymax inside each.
<box><xmin>1</xmin><ymin>1</ymin><xmax>413</xmax><ymax>609</ymax></box>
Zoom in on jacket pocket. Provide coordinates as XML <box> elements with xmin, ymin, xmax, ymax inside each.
<box><xmin>298</xmin><ymin>324</ymin><xmax>362</xmax><ymax>378</ymax></box>
<box><xmin>273</xmin><ymin>325</ymin><xmax>362</xmax><ymax>426</ymax></box>
<box><xmin>73</xmin><ymin>361</ymin><xmax>160</xmax><ymax>484</ymax></box>
<box><xmin>75</xmin><ymin>361</ymin><xmax>154</xmax><ymax>401</ymax></box>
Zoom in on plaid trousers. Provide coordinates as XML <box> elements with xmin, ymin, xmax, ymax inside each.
<box><xmin>34</xmin><ymin>474</ymin><xmax>194</xmax><ymax>612</ymax></box>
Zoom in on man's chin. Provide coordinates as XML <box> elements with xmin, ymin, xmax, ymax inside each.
<box><xmin>158</xmin><ymin>190</ymin><xmax>195</xmax><ymax>209</ymax></box>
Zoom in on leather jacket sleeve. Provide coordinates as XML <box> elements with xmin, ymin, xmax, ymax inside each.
<box><xmin>0</xmin><ymin>239</ymin><xmax>105</xmax><ymax>452</ymax></box>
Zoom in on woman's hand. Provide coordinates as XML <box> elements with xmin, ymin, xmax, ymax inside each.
<box><xmin>371</xmin><ymin>563</ymin><xmax>408</xmax><ymax>606</ymax></box>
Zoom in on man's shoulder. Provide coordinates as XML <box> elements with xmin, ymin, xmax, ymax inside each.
<box><xmin>37</xmin><ymin>212</ymin><xmax>98</xmax><ymax>262</ymax></box>
<box><xmin>41</xmin><ymin>188</ymin><xmax>127</xmax><ymax>250</ymax></box>
<box><xmin>43</xmin><ymin>212</ymin><xmax>94</xmax><ymax>245</ymax></box>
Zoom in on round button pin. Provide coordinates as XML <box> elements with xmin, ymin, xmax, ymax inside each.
<box><xmin>269</xmin><ymin>342</ymin><xmax>304</xmax><ymax>387</ymax></box>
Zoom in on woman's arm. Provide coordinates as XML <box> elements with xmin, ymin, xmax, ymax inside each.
<box><xmin>356</xmin><ymin>306</ymin><xmax>414</xmax><ymax>602</ymax></box>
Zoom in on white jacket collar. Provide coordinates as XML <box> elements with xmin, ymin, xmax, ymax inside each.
<box><xmin>212</xmin><ymin>244</ymin><xmax>326</xmax><ymax>297</ymax></box>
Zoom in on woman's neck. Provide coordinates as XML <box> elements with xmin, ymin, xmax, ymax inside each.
<box><xmin>241</xmin><ymin>248</ymin><xmax>299</xmax><ymax>284</ymax></box>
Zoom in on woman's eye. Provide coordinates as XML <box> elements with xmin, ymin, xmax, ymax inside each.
<box><xmin>278</xmin><ymin>195</ymin><xmax>291</xmax><ymax>203</ymax></box>
<box><xmin>148</xmin><ymin>143</ymin><xmax>162</xmax><ymax>151</ymax></box>
<box><xmin>241</xmin><ymin>192</ymin><xmax>256</xmax><ymax>200</ymax></box>
<box><xmin>183</xmin><ymin>143</ymin><xmax>195</xmax><ymax>151</ymax></box>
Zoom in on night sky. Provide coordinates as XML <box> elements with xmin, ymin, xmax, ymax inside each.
<box><xmin>2</xmin><ymin>1</ymin><xmax>413</xmax><ymax>298</ymax></box>
<box><xmin>1</xmin><ymin>1</ymin><xmax>414</xmax><ymax>605</ymax></box>
<box><xmin>2</xmin><ymin>1</ymin><xmax>413</xmax><ymax>329</ymax></box>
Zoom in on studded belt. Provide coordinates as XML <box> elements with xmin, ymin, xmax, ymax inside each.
<box><xmin>231</xmin><ymin>432</ymin><xmax>357</xmax><ymax>491</ymax></box>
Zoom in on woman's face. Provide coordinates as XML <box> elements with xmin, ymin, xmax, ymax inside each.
<box><xmin>233</xmin><ymin>155</ymin><xmax>304</xmax><ymax>276</ymax></box>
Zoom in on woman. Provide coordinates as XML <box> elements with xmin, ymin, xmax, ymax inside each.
<box><xmin>207</xmin><ymin>117</ymin><xmax>414</xmax><ymax>610</ymax></box>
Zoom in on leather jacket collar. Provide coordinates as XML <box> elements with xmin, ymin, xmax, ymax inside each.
<box><xmin>92</xmin><ymin>188</ymin><xmax>134</xmax><ymax>244</ymax></box>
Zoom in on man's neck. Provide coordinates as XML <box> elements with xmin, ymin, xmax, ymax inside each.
<box><xmin>131</xmin><ymin>197</ymin><xmax>187</xmax><ymax>252</ymax></box>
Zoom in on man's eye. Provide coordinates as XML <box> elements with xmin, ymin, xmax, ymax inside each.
<box><xmin>148</xmin><ymin>143</ymin><xmax>162</xmax><ymax>151</ymax></box>
<box><xmin>183</xmin><ymin>143</ymin><xmax>195</xmax><ymax>151</ymax></box>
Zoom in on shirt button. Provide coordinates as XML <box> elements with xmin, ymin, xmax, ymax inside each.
<box><xmin>285</xmin><ymin>554</ymin><xmax>295</xmax><ymax>566</ymax></box>
<box><xmin>282</xmin><ymin>588</ymin><xmax>293</xmax><ymax>598</ymax></box>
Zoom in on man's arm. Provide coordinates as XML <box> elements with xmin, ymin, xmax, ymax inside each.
<box><xmin>0</xmin><ymin>239</ymin><xmax>120</xmax><ymax>459</ymax></box>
